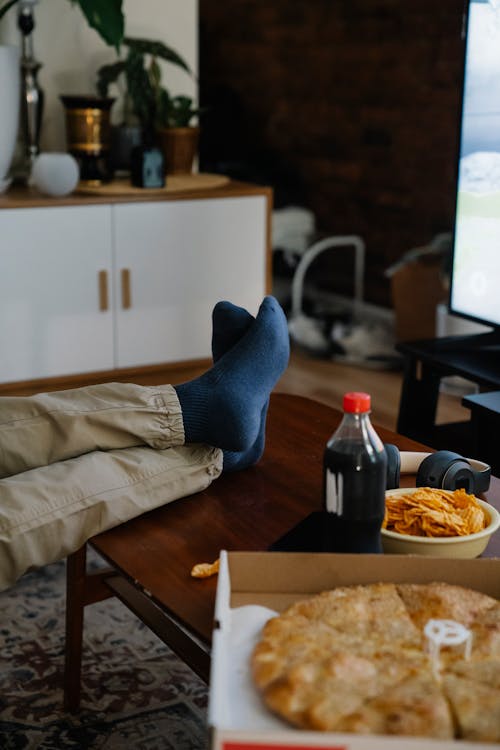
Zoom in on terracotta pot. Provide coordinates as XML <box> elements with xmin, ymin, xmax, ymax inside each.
<box><xmin>159</xmin><ymin>126</ymin><xmax>199</xmax><ymax>175</ymax></box>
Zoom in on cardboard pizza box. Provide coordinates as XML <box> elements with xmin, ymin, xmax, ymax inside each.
<box><xmin>209</xmin><ymin>551</ymin><xmax>500</xmax><ymax>750</ymax></box>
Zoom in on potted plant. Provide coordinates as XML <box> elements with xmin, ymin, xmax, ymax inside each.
<box><xmin>157</xmin><ymin>94</ymin><xmax>202</xmax><ymax>175</ymax></box>
<box><xmin>0</xmin><ymin>0</ymin><xmax>124</xmax><ymax>187</ymax></box>
<box><xmin>96</xmin><ymin>35</ymin><xmax>198</xmax><ymax>175</ymax></box>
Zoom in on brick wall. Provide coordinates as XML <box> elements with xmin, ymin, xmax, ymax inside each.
<box><xmin>199</xmin><ymin>0</ymin><xmax>465</xmax><ymax>307</ymax></box>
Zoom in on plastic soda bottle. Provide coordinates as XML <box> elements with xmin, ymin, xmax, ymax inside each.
<box><xmin>323</xmin><ymin>391</ymin><xmax>387</xmax><ymax>553</ymax></box>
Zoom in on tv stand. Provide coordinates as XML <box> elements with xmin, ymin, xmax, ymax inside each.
<box><xmin>429</xmin><ymin>329</ymin><xmax>500</xmax><ymax>353</ymax></box>
<box><xmin>396</xmin><ymin>335</ymin><xmax>500</xmax><ymax>471</ymax></box>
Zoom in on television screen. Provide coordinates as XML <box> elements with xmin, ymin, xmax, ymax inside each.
<box><xmin>449</xmin><ymin>0</ymin><xmax>500</xmax><ymax>329</ymax></box>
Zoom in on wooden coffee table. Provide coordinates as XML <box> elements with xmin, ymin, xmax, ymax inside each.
<box><xmin>64</xmin><ymin>393</ymin><xmax>500</xmax><ymax>711</ymax></box>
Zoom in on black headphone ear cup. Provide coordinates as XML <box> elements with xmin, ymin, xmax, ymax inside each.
<box><xmin>416</xmin><ymin>450</ymin><xmax>470</xmax><ymax>489</ymax></box>
<box><xmin>384</xmin><ymin>443</ymin><xmax>400</xmax><ymax>490</ymax></box>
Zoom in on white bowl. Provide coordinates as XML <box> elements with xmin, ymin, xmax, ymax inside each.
<box><xmin>381</xmin><ymin>488</ymin><xmax>500</xmax><ymax>558</ymax></box>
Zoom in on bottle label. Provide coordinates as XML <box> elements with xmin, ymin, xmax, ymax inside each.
<box><xmin>323</xmin><ymin>444</ymin><xmax>387</xmax><ymax>521</ymax></box>
<box><xmin>325</xmin><ymin>468</ymin><xmax>344</xmax><ymax>514</ymax></box>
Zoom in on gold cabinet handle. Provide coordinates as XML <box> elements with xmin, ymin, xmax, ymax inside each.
<box><xmin>121</xmin><ymin>268</ymin><xmax>132</xmax><ymax>309</ymax></box>
<box><xmin>98</xmin><ymin>270</ymin><xmax>108</xmax><ymax>311</ymax></box>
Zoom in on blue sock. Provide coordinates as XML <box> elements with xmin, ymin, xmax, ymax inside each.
<box><xmin>211</xmin><ymin>300</ymin><xmax>254</xmax><ymax>361</ymax></box>
<box><xmin>175</xmin><ymin>296</ymin><xmax>289</xmax><ymax>452</ymax></box>
<box><xmin>211</xmin><ymin>300</ymin><xmax>269</xmax><ymax>472</ymax></box>
<box><xmin>222</xmin><ymin>401</ymin><xmax>269</xmax><ymax>472</ymax></box>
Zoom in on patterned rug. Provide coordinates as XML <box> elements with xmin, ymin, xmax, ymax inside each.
<box><xmin>0</xmin><ymin>552</ymin><xmax>209</xmax><ymax>749</ymax></box>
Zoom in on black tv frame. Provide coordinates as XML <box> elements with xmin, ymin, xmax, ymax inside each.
<box><xmin>447</xmin><ymin>0</ymin><xmax>500</xmax><ymax>349</ymax></box>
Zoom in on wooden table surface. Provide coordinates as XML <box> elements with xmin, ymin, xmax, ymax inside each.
<box><xmin>90</xmin><ymin>392</ymin><xmax>500</xmax><ymax>646</ymax></box>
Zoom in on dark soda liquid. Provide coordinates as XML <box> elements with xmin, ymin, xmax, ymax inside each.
<box><xmin>323</xmin><ymin>440</ymin><xmax>387</xmax><ymax>553</ymax></box>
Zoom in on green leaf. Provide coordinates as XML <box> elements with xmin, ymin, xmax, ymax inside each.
<box><xmin>166</xmin><ymin>95</ymin><xmax>201</xmax><ymax>127</ymax></box>
<box><xmin>74</xmin><ymin>0</ymin><xmax>124</xmax><ymax>49</ymax></box>
<box><xmin>126</xmin><ymin>48</ymin><xmax>156</xmax><ymax>130</ymax></box>
<box><xmin>155</xmin><ymin>88</ymin><xmax>171</xmax><ymax>129</ymax></box>
<box><xmin>0</xmin><ymin>0</ymin><xmax>19</xmax><ymax>22</ymax></box>
<box><xmin>96</xmin><ymin>60</ymin><xmax>126</xmax><ymax>96</ymax></box>
<box><xmin>149</xmin><ymin>58</ymin><xmax>162</xmax><ymax>90</ymax></box>
<box><xmin>124</xmin><ymin>36</ymin><xmax>192</xmax><ymax>76</ymax></box>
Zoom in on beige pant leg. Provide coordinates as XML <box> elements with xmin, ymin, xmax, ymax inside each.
<box><xmin>0</xmin><ymin>442</ymin><xmax>222</xmax><ymax>592</ymax></box>
<box><xmin>0</xmin><ymin>382</ymin><xmax>183</xmax><ymax>478</ymax></box>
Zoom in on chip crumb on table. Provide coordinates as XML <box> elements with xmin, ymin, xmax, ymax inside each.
<box><xmin>190</xmin><ymin>558</ymin><xmax>220</xmax><ymax>578</ymax></box>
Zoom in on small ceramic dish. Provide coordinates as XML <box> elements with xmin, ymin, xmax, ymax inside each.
<box><xmin>381</xmin><ymin>487</ymin><xmax>500</xmax><ymax>558</ymax></box>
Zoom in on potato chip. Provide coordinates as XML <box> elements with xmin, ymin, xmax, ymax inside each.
<box><xmin>383</xmin><ymin>488</ymin><xmax>487</xmax><ymax>538</ymax></box>
<box><xmin>190</xmin><ymin>558</ymin><xmax>220</xmax><ymax>578</ymax></box>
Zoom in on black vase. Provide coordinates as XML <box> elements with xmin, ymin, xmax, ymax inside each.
<box><xmin>110</xmin><ymin>124</ymin><xmax>142</xmax><ymax>173</ymax></box>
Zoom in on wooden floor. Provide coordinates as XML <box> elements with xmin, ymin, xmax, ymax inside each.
<box><xmin>276</xmin><ymin>347</ymin><xmax>469</xmax><ymax>432</ymax></box>
<box><xmin>277</xmin><ymin>349</ymin><xmax>405</xmax><ymax>430</ymax></box>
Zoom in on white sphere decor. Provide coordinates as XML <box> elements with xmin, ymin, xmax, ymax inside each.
<box><xmin>31</xmin><ymin>153</ymin><xmax>80</xmax><ymax>197</ymax></box>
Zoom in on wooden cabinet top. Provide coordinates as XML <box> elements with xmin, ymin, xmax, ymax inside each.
<box><xmin>0</xmin><ymin>175</ymin><xmax>272</xmax><ymax>210</ymax></box>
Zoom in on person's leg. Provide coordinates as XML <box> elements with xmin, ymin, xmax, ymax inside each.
<box><xmin>0</xmin><ymin>382</ymin><xmax>184</xmax><ymax>479</ymax></box>
<box><xmin>0</xmin><ymin>297</ymin><xmax>288</xmax><ymax>478</ymax></box>
<box><xmin>0</xmin><ymin>442</ymin><xmax>222</xmax><ymax>592</ymax></box>
<box><xmin>0</xmin><ymin>296</ymin><xmax>289</xmax><ymax>590</ymax></box>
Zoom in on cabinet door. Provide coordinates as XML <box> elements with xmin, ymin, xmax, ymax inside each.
<box><xmin>0</xmin><ymin>205</ymin><xmax>114</xmax><ymax>382</ymax></box>
<box><xmin>113</xmin><ymin>196</ymin><xmax>268</xmax><ymax>367</ymax></box>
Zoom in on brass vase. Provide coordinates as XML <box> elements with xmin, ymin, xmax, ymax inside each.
<box><xmin>60</xmin><ymin>95</ymin><xmax>115</xmax><ymax>185</ymax></box>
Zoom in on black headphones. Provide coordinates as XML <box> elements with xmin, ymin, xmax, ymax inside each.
<box><xmin>384</xmin><ymin>445</ymin><xmax>491</xmax><ymax>495</ymax></box>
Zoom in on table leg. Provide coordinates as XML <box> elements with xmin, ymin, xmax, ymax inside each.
<box><xmin>64</xmin><ymin>545</ymin><xmax>87</xmax><ymax>713</ymax></box>
<box><xmin>397</xmin><ymin>356</ymin><xmax>441</xmax><ymax>443</ymax></box>
<box><xmin>64</xmin><ymin>546</ymin><xmax>117</xmax><ymax>712</ymax></box>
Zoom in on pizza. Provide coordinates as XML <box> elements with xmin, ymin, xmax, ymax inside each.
<box><xmin>251</xmin><ymin>582</ymin><xmax>500</xmax><ymax>741</ymax></box>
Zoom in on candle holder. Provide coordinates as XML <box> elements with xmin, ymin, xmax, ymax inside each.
<box><xmin>18</xmin><ymin>0</ymin><xmax>44</xmax><ymax>173</ymax></box>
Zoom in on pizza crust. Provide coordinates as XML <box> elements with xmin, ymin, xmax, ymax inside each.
<box><xmin>443</xmin><ymin>673</ymin><xmax>500</xmax><ymax>742</ymax></box>
<box><xmin>334</xmin><ymin>674</ymin><xmax>454</xmax><ymax>739</ymax></box>
<box><xmin>251</xmin><ymin>582</ymin><xmax>499</xmax><ymax>741</ymax></box>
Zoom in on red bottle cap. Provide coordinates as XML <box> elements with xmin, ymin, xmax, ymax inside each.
<box><xmin>343</xmin><ymin>392</ymin><xmax>371</xmax><ymax>413</ymax></box>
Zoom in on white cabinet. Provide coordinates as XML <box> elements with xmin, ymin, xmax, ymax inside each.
<box><xmin>114</xmin><ymin>196</ymin><xmax>268</xmax><ymax>367</ymax></box>
<box><xmin>0</xmin><ymin>205</ymin><xmax>114</xmax><ymax>383</ymax></box>
<box><xmin>0</xmin><ymin>187</ymin><xmax>269</xmax><ymax>385</ymax></box>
